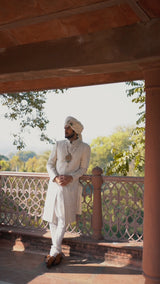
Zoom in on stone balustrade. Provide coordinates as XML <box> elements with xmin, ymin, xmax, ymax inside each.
<box><xmin>0</xmin><ymin>169</ymin><xmax>144</xmax><ymax>242</ymax></box>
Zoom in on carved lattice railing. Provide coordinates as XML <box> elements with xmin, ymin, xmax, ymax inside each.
<box><xmin>0</xmin><ymin>172</ymin><xmax>49</xmax><ymax>230</ymax></box>
<box><xmin>102</xmin><ymin>176</ymin><xmax>144</xmax><ymax>241</ymax></box>
<box><xmin>0</xmin><ymin>172</ymin><xmax>93</xmax><ymax>236</ymax></box>
<box><xmin>0</xmin><ymin>172</ymin><xmax>144</xmax><ymax>242</ymax></box>
<box><xmin>66</xmin><ymin>175</ymin><xmax>93</xmax><ymax>236</ymax></box>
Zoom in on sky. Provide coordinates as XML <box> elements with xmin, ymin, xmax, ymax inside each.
<box><xmin>0</xmin><ymin>82</ymin><xmax>140</xmax><ymax>156</ymax></box>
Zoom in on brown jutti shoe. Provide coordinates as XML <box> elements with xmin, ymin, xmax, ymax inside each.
<box><xmin>45</xmin><ymin>255</ymin><xmax>56</xmax><ymax>268</ymax></box>
<box><xmin>54</xmin><ymin>253</ymin><xmax>63</xmax><ymax>265</ymax></box>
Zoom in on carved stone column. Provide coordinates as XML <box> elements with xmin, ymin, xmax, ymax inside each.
<box><xmin>92</xmin><ymin>167</ymin><xmax>103</xmax><ymax>240</ymax></box>
<box><xmin>142</xmin><ymin>65</ymin><xmax>160</xmax><ymax>284</ymax></box>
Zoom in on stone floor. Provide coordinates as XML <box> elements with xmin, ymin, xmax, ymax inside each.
<box><xmin>0</xmin><ymin>245</ymin><xmax>145</xmax><ymax>284</ymax></box>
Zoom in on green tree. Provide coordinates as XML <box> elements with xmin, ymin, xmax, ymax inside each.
<box><xmin>9</xmin><ymin>155</ymin><xmax>23</xmax><ymax>171</ymax></box>
<box><xmin>88</xmin><ymin>127</ymin><xmax>134</xmax><ymax>174</ymax></box>
<box><xmin>0</xmin><ymin>160</ymin><xmax>10</xmax><ymax>171</ymax></box>
<box><xmin>35</xmin><ymin>151</ymin><xmax>51</xmax><ymax>172</ymax></box>
<box><xmin>0</xmin><ymin>89</ymin><xmax>64</xmax><ymax>150</ymax></box>
<box><xmin>107</xmin><ymin>80</ymin><xmax>145</xmax><ymax>176</ymax></box>
<box><xmin>17</xmin><ymin>151</ymin><xmax>37</xmax><ymax>162</ymax></box>
<box><xmin>25</xmin><ymin>156</ymin><xmax>39</xmax><ymax>172</ymax></box>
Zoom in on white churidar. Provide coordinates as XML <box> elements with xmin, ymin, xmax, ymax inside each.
<box><xmin>49</xmin><ymin>190</ymin><xmax>66</xmax><ymax>256</ymax></box>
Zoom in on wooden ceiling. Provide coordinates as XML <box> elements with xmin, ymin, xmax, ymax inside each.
<box><xmin>0</xmin><ymin>0</ymin><xmax>160</xmax><ymax>92</ymax></box>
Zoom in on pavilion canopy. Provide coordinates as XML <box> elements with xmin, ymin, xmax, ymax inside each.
<box><xmin>0</xmin><ymin>0</ymin><xmax>160</xmax><ymax>92</ymax></box>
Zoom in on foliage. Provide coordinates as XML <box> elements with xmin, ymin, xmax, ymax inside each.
<box><xmin>0</xmin><ymin>89</ymin><xmax>64</xmax><ymax>150</ymax></box>
<box><xmin>34</xmin><ymin>151</ymin><xmax>50</xmax><ymax>172</ymax></box>
<box><xmin>106</xmin><ymin>128</ymin><xmax>145</xmax><ymax>176</ymax></box>
<box><xmin>0</xmin><ymin>160</ymin><xmax>10</xmax><ymax>171</ymax></box>
<box><xmin>126</xmin><ymin>80</ymin><xmax>145</xmax><ymax>126</ymax></box>
<box><xmin>25</xmin><ymin>151</ymin><xmax>50</xmax><ymax>173</ymax></box>
<box><xmin>106</xmin><ymin>81</ymin><xmax>145</xmax><ymax>176</ymax></box>
<box><xmin>17</xmin><ymin>151</ymin><xmax>37</xmax><ymax>162</ymax></box>
<box><xmin>25</xmin><ymin>156</ymin><xmax>39</xmax><ymax>172</ymax></box>
<box><xmin>9</xmin><ymin>155</ymin><xmax>23</xmax><ymax>171</ymax></box>
<box><xmin>88</xmin><ymin>126</ymin><xmax>134</xmax><ymax>175</ymax></box>
<box><xmin>0</xmin><ymin>150</ymin><xmax>50</xmax><ymax>172</ymax></box>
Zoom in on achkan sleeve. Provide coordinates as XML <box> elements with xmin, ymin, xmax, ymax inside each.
<box><xmin>71</xmin><ymin>143</ymin><xmax>91</xmax><ymax>181</ymax></box>
<box><xmin>47</xmin><ymin>142</ymin><xmax>58</xmax><ymax>181</ymax></box>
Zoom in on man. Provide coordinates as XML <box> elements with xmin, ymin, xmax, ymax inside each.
<box><xmin>43</xmin><ymin>116</ymin><xmax>91</xmax><ymax>268</ymax></box>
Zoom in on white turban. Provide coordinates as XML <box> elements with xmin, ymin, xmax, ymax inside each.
<box><xmin>65</xmin><ymin>116</ymin><xmax>84</xmax><ymax>140</ymax></box>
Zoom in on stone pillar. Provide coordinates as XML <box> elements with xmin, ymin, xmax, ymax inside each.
<box><xmin>142</xmin><ymin>66</ymin><xmax>160</xmax><ymax>284</ymax></box>
<box><xmin>92</xmin><ymin>167</ymin><xmax>103</xmax><ymax>240</ymax></box>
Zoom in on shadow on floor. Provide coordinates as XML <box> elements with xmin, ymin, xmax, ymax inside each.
<box><xmin>0</xmin><ymin>246</ymin><xmax>143</xmax><ymax>284</ymax></box>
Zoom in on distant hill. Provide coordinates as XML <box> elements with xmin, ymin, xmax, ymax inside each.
<box><xmin>17</xmin><ymin>151</ymin><xmax>37</xmax><ymax>162</ymax></box>
<box><xmin>0</xmin><ymin>154</ymin><xmax>9</xmax><ymax>161</ymax></box>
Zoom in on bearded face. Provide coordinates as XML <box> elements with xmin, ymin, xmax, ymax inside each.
<box><xmin>65</xmin><ymin>126</ymin><xmax>76</xmax><ymax>140</ymax></box>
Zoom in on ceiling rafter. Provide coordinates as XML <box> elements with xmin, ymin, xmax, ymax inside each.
<box><xmin>126</xmin><ymin>0</ymin><xmax>150</xmax><ymax>22</ymax></box>
<box><xmin>0</xmin><ymin>0</ymin><xmax>125</xmax><ymax>31</ymax></box>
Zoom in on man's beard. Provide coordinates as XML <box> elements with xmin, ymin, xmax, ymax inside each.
<box><xmin>65</xmin><ymin>131</ymin><xmax>75</xmax><ymax>140</ymax></box>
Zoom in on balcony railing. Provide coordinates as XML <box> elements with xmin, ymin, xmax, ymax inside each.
<box><xmin>0</xmin><ymin>170</ymin><xmax>144</xmax><ymax>242</ymax></box>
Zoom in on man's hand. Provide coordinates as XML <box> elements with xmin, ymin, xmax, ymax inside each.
<box><xmin>54</xmin><ymin>175</ymin><xmax>73</xmax><ymax>186</ymax></box>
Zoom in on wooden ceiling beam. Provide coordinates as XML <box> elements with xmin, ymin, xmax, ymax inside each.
<box><xmin>0</xmin><ymin>19</ymin><xmax>159</xmax><ymax>83</ymax></box>
<box><xmin>0</xmin><ymin>70</ymin><xmax>143</xmax><ymax>93</ymax></box>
